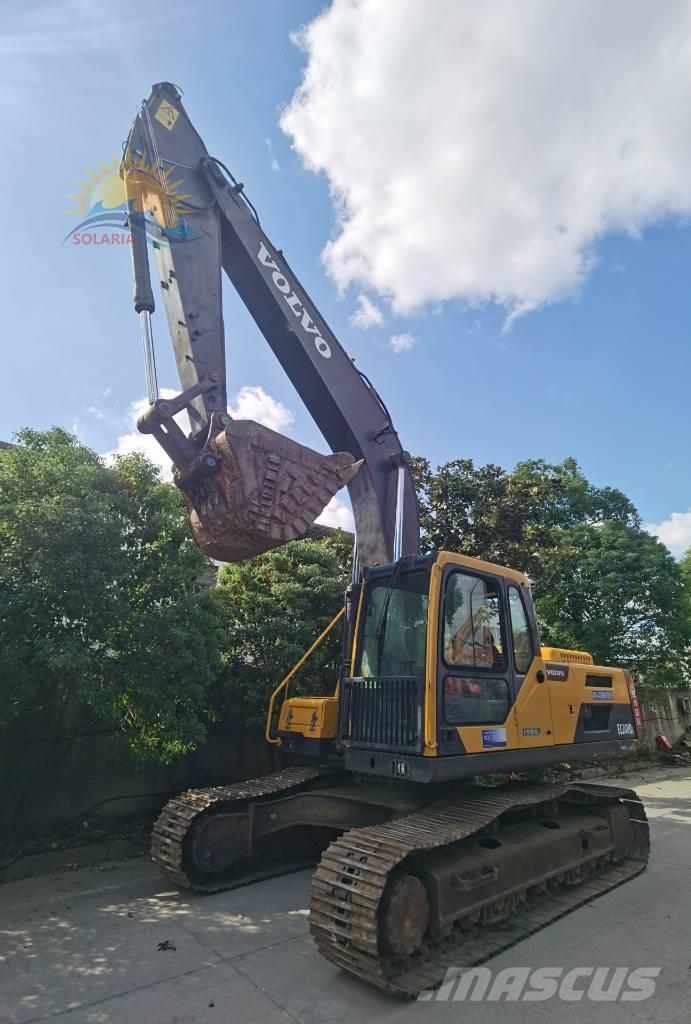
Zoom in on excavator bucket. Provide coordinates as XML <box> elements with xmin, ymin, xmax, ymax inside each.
<box><xmin>176</xmin><ymin>416</ymin><xmax>361</xmax><ymax>562</ymax></box>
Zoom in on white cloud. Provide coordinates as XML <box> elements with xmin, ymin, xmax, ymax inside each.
<box><xmin>645</xmin><ymin>510</ymin><xmax>691</xmax><ymax>559</ymax></box>
<box><xmin>71</xmin><ymin>417</ymin><xmax>85</xmax><ymax>441</ymax></box>
<box><xmin>264</xmin><ymin>137</ymin><xmax>281</xmax><ymax>172</ymax></box>
<box><xmin>350</xmin><ymin>293</ymin><xmax>384</xmax><ymax>329</ymax></box>
<box><xmin>104</xmin><ymin>386</ymin><xmax>294</xmax><ymax>481</ymax></box>
<box><xmin>229</xmin><ymin>386</ymin><xmax>293</xmax><ymax>432</ymax></box>
<box><xmin>282</xmin><ymin>1</ymin><xmax>691</xmax><ymax>321</ymax></box>
<box><xmin>316</xmin><ymin>493</ymin><xmax>355</xmax><ymax>532</ymax></box>
<box><xmin>388</xmin><ymin>332</ymin><xmax>417</xmax><ymax>354</ymax></box>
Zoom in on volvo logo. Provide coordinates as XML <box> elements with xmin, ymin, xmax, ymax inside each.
<box><xmin>257</xmin><ymin>242</ymin><xmax>332</xmax><ymax>359</ymax></box>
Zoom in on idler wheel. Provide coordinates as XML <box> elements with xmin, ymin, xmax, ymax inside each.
<box><xmin>379</xmin><ymin>874</ymin><xmax>429</xmax><ymax>957</ymax></box>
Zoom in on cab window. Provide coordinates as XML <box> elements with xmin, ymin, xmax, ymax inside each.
<box><xmin>508</xmin><ymin>586</ymin><xmax>533</xmax><ymax>675</ymax></box>
<box><xmin>443</xmin><ymin>571</ymin><xmax>509</xmax><ymax>725</ymax></box>
<box><xmin>444</xmin><ymin>676</ymin><xmax>509</xmax><ymax>724</ymax></box>
<box><xmin>358</xmin><ymin>570</ymin><xmax>428</xmax><ymax>678</ymax></box>
<box><xmin>443</xmin><ymin>573</ymin><xmax>504</xmax><ymax>670</ymax></box>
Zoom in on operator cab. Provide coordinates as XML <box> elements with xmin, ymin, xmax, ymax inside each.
<box><xmin>338</xmin><ymin>551</ymin><xmax>540</xmax><ymax>767</ymax></box>
<box><xmin>277</xmin><ymin>550</ymin><xmax>640</xmax><ymax>779</ymax></box>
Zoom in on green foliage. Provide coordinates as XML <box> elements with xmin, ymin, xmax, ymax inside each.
<box><xmin>411</xmin><ymin>456</ymin><xmax>638</xmax><ymax>576</ymax></box>
<box><xmin>679</xmin><ymin>548</ymin><xmax>691</xmax><ymax>593</ymax></box>
<box><xmin>536</xmin><ymin>522</ymin><xmax>689</xmax><ymax>687</ymax></box>
<box><xmin>214</xmin><ymin>535</ymin><xmax>351</xmax><ymax>729</ymax></box>
<box><xmin>412</xmin><ymin>455</ymin><xmax>689</xmax><ymax>688</ymax></box>
<box><xmin>0</xmin><ymin>428</ymin><xmax>224</xmax><ymax>761</ymax></box>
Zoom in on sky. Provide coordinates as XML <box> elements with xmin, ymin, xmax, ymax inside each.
<box><xmin>3</xmin><ymin>0</ymin><xmax>691</xmax><ymax>554</ymax></box>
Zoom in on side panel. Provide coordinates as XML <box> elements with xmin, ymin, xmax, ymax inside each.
<box><xmin>512</xmin><ymin>658</ymin><xmax>556</xmax><ymax>749</ymax></box>
<box><xmin>548</xmin><ymin>662</ymin><xmax>637</xmax><ymax>744</ymax></box>
<box><xmin>456</xmin><ymin>662</ymin><xmax>557</xmax><ymax>753</ymax></box>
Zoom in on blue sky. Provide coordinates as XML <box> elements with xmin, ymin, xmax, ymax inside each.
<box><xmin>3</xmin><ymin>0</ymin><xmax>691</xmax><ymax>553</ymax></box>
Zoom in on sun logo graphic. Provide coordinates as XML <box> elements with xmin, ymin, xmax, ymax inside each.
<box><xmin>65</xmin><ymin>156</ymin><xmax>196</xmax><ymax>247</ymax></box>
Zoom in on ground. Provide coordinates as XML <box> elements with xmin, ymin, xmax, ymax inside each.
<box><xmin>1</xmin><ymin>765</ymin><xmax>690</xmax><ymax>1024</ymax></box>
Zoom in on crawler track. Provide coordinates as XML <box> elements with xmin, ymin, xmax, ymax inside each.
<box><xmin>310</xmin><ymin>782</ymin><xmax>649</xmax><ymax>998</ymax></box>
<box><xmin>151</xmin><ymin>765</ymin><xmax>328</xmax><ymax>893</ymax></box>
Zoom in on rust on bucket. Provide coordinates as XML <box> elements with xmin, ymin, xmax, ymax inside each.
<box><xmin>176</xmin><ymin>414</ymin><xmax>361</xmax><ymax>561</ymax></box>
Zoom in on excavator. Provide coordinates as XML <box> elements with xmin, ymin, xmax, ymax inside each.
<box><xmin>119</xmin><ymin>83</ymin><xmax>649</xmax><ymax>997</ymax></box>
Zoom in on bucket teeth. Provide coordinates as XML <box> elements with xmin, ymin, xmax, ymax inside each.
<box><xmin>176</xmin><ymin>417</ymin><xmax>361</xmax><ymax>562</ymax></box>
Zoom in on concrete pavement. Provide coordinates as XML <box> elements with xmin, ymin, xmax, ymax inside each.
<box><xmin>1</xmin><ymin>765</ymin><xmax>690</xmax><ymax>1023</ymax></box>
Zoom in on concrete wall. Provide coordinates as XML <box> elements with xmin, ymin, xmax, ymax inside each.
<box><xmin>638</xmin><ymin>690</ymin><xmax>691</xmax><ymax>749</ymax></box>
<box><xmin>0</xmin><ymin>704</ymin><xmax>282</xmax><ymax>839</ymax></box>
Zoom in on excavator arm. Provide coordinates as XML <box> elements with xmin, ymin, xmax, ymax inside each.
<box><xmin>122</xmin><ymin>82</ymin><xmax>419</xmax><ymax>568</ymax></box>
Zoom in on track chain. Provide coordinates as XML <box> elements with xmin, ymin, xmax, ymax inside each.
<box><xmin>310</xmin><ymin>781</ymin><xmax>649</xmax><ymax>997</ymax></box>
<box><xmin>151</xmin><ymin>765</ymin><xmax>326</xmax><ymax>893</ymax></box>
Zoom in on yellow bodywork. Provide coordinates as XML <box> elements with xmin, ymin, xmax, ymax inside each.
<box><xmin>271</xmin><ymin>549</ymin><xmax>635</xmax><ymax>755</ymax></box>
<box><xmin>423</xmin><ymin>552</ymin><xmax>631</xmax><ymax>756</ymax></box>
<box><xmin>456</xmin><ymin>651</ymin><xmax>631</xmax><ymax>753</ymax></box>
<box><xmin>541</xmin><ymin>646</ymin><xmax>594</xmax><ymax>665</ymax></box>
<box><xmin>277</xmin><ymin>695</ymin><xmax>339</xmax><ymax>738</ymax></box>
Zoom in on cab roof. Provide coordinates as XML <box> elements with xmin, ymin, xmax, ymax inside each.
<box><xmin>437</xmin><ymin>550</ymin><xmax>530</xmax><ymax>587</ymax></box>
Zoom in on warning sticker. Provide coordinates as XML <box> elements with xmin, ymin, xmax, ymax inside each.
<box><xmin>155</xmin><ymin>101</ymin><xmax>179</xmax><ymax>130</ymax></box>
<box><xmin>626</xmin><ymin>677</ymin><xmax>643</xmax><ymax>729</ymax></box>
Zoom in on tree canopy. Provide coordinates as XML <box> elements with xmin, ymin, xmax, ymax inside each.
<box><xmin>0</xmin><ymin>428</ymin><xmax>224</xmax><ymax>761</ymax></box>
<box><xmin>412</xmin><ymin>456</ymin><xmax>689</xmax><ymax>688</ymax></box>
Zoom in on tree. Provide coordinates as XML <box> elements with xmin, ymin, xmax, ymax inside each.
<box><xmin>0</xmin><ymin>428</ymin><xmax>224</xmax><ymax>761</ymax></box>
<box><xmin>412</xmin><ymin>455</ymin><xmax>688</xmax><ymax>687</ymax></box>
<box><xmin>679</xmin><ymin>547</ymin><xmax>691</xmax><ymax>594</ymax></box>
<box><xmin>536</xmin><ymin>522</ymin><xmax>689</xmax><ymax>688</ymax></box>
<box><xmin>213</xmin><ymin>534</ymin><xmax>352</xmax><ymax>729</ymax></box>
<box><xmin>411</xmin><ymin>456</ymin><xmax>638</xmax><ymax>577</ymax></box>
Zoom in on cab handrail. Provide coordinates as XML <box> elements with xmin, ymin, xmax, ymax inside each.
<box><xmin>265</xmin><ymin>607</ymin><xmax>345</xmax><ymax>746</ymax></box>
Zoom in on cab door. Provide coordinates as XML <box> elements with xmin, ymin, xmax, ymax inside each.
<box><xmin>507</xmin><ymin>585</ymin><xmax>555</xmax><ymax>749</ymax></box>
<box><xmin>438</xmin><ymin>568</ymin><xmax>517</xmax><ymax>753</ymax></box>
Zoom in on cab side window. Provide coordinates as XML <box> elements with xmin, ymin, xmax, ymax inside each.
<box><xmin>508</xmin><ymin>586</ymin><xmax>533</xmax><ymax>675</ymax></box>
<box><xmin>443</xmin><ymin>572</ymin><xmax>509</xmax><ymax>725</ymax></box>
<box><xmin>443</xmin><ymin>574</ymin><xmax>504</xmax><ymax>670</ymax></box>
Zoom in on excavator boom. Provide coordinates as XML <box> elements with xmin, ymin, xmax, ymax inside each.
<box><xmin>122</xmin><ymin>82</ymin><xmax>419</xmax><ymax>567</ymax></box>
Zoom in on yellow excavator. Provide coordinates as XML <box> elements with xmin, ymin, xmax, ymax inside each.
<box><xmin>119</xmin><ymin>83</ymin><xmax>649</xmax><ymax>997</ymax></box>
